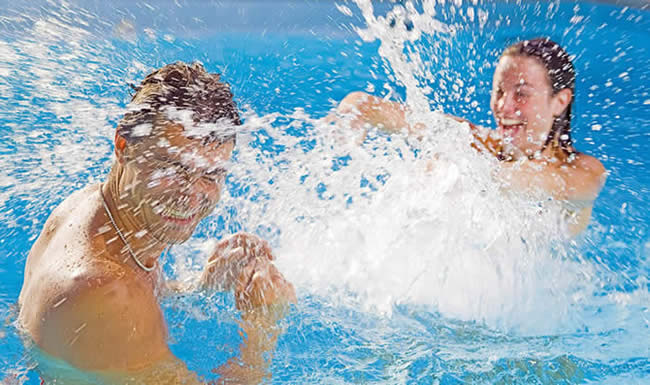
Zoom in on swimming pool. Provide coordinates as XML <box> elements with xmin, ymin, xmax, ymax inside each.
<box><xmin>1</xmin><ymin>0</ymin><xmax>648</xmax><ymax>383</ymax></box>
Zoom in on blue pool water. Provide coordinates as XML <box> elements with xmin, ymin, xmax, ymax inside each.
<box><xmin>1</xmin><ymin>0</ymin><xmax>649</xmax><ymax>383</ymax></box>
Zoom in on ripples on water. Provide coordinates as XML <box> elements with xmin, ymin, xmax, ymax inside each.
<box><xmin>0</xmin><ymin>0</ymin><xmax>648</xmax><ymax>383</ymax></box>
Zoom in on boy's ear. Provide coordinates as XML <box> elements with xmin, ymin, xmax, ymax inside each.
<box><xmin>115</xmin><ymin>133</ymin><xmax>127</xmax><ymax>162</ymax></box>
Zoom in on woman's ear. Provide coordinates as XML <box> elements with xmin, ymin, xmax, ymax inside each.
<box><xmin>552</xmin><ymin>88</ymin><xmax>573</xmax><ymax>116</ymax></box>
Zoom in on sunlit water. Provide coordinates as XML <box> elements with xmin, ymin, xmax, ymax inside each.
<box><xmin>1</xmin><ymin>0</ymin><xmax>648</xmax><ymax>384</ymax></box>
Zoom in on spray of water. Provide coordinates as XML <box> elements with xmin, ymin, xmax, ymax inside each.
<box><xmin>156</xmin><ymin>0</ymin><xmax>601</xmax><ymax>336</ymax></box>
<box><xmin>1</xmin><ymin>0</ymin><xmax>643</xmax><ymax>347</ymax></box>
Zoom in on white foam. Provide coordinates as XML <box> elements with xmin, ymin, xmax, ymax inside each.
<box><xmin>162</xmin><ymin>106</ymin><xmax>238</xmax><ymax>141</ymax></box>
<box><xmin>0</xmin><ymin>1</ymin><xmax>618</xmax><ymax>340</ymax></box>
<box><xmin>211</xmin><ymin>107</ymin><xmax>595</xmax><ymax>335</ymax></box>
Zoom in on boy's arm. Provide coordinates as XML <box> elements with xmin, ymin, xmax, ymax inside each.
<box><xmin>212</xmin><ymin>246</ymin><xmax>296</xmax><ymax>385</ymax></box>
<box><xmin>36</xmin><ymin>273</ymin><xmax>203</xmax><ymax>385</ymax></box>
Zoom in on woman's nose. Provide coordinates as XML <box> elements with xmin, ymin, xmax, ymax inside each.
<box><xmin>497</xmin><ymin>92</ymin><xmax>517</xmax><ymax>115</ymax></box>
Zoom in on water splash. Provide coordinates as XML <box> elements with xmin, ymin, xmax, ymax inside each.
<box><xmin>160</xmin><ymin>1</ymin><xmax>598</xmax><ymax>335</ymax></box>
<box><xmin>1</xmin><ymin>3</ymin><xmax>648</xmax><ymax>383</ymax></box>
<box><xmin>0</xmin><ymin>0</ymin><xmax>602</xmax><ymax>336</ymax></box>
<box><xmin>189</xmin><ymin>101</ymin><xmax>596</xmax><ymax>335</ymax></box>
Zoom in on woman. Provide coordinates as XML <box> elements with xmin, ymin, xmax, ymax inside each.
<box><xmin>335</xmin><ymin>38</ymin><xmax>606</xmax><ymax>234</ymax></box>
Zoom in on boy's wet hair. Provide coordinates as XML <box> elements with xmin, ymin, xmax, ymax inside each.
<box><xmin>117</xmin><ymin>62</ymin><xmax>241</xmax><ymax>144</ymax></box>
<box><xmin>503</xmin><ymin>38</ymin><xmax>577</xmax><ymax>159</ymax></box>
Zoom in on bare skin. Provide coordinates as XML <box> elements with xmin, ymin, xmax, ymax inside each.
<box><xmin>18</xmin><ymin>122</ymin><xmax>296</xmax><ymax>384</ymax></box>
<box><xmin>333</xmin><ymin>55</ymin><xmax>606</xmax><ymax>235</ymax></box>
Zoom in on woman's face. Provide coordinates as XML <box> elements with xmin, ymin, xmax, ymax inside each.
<box><xmin>490</xmin><ymin>55</ymin><xmax>570</xmax><ymax>158</ymax></box>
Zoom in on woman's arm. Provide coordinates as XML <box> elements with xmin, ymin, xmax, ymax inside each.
<box><xmin>333</xmin><ymin>91</ymin><xmax>502</xmax><ymax>157</ymax></box>
<box><xmin>497</xmin><ymin>154</ymin><xmax>606</xmax><ymax>202</ymax></box>
<box><xmin>497</xmin><ymin>154</ymin><xmax>606</xmax><ymax>236</ymax></box>
<box><xmin>333</xmin><ymin>91</ymin><xmax>417</xmax><ymax>137</ymax></box>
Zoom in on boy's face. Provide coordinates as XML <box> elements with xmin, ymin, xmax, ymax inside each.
<box><xmin>119</xmin><ymin>121</ymin><xmax>234</xmax><ymax>244</ymax></box>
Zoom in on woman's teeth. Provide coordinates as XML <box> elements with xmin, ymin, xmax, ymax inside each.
<box><xmin>500</xmin><ymin>118</ymin><xmax>524</xmax><ymax>126</ymax></box>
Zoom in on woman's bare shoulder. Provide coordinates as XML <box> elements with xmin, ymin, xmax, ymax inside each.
<box><xmin>558</xmin><ymin>152</ymin><xmax>607</xmax><ymax>201</ymax></box>
<box><xmin>571</xmin><ymin>152</ymin><xmax>606</xmax><ymax>177</ymax></box>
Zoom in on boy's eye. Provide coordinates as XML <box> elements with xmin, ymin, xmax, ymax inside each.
<box><xmin>203</xmin><ymin>167</ymin><xmax>227</xmax><ymax>181</ymax></box>
<box><xmin>172</xmin><ymin>161</ymin><xmax>192</xmax><ymax>174</ymax></box>
<box><xmin>156</xmin><ymin>158</ymin><xmax>189</xmax><ymax>173</ymax></box>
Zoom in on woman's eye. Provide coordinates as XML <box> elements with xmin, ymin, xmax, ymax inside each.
<box><xmin>515</xmin><ymin>87</ymin><xmax>528</xmax><ymax>98</ymax></box>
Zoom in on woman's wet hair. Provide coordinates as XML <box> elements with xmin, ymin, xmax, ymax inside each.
<box><xmin>502</xmin><ymin>37</ymin><xmax>577</xmax><ymax>159</ymax></box>
<box><xmin>117</xmin><ymin>62</ymin><xmax>241</xmax><ymax>144</ymax></box>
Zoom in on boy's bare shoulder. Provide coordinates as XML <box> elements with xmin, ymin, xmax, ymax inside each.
<box><xmin>37</xmin><ymin>259</ymin><xmax>168</xmax><ymax>370</ymax></box>
<box><xmin>48</xmin><ymin>184</ymin><xmax>101</xmax><ymax>227</ymax></box>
